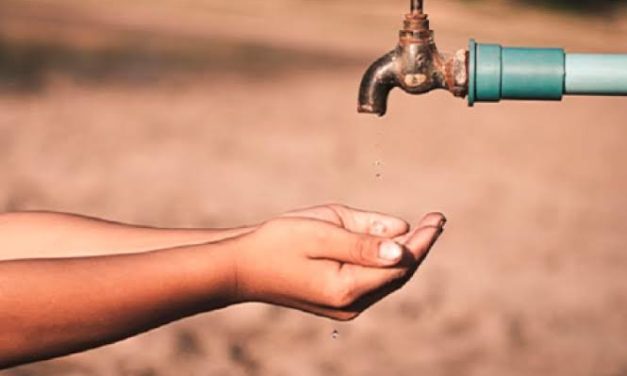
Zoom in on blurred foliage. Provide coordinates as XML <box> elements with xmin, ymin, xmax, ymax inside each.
<box><xmin>0</xmin><ymin>36</ymin><xmax>361</xmax><ymax>91</ymax></box>
<box><xmin>510</xmin><ymin>0</ymin><xmax>623</xmax><ymax>13</ymax></box>
<box><xmin>461</xmin><ymin>0</ymin><xmax>624</xmax><ymax>13</ymax></box>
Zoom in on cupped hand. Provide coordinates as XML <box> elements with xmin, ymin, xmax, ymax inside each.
<box><xmin>230</xmin><ymin>204</ymin><xmax>446</xmax><ymax>320</ymax></box>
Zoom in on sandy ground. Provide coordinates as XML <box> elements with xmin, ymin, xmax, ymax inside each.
<box><xmin>1</xmin><ymin>1</ymin><xmax>627</xmax><ymax>375</ymax></box>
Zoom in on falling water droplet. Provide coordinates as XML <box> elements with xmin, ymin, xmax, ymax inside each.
<box><xmin>331</xmin><ymin>329</ymin><xmax>339</xmax><ymax>340</ymax></box>
<box><xmin>374</xmin><ymin>160</ymin><xmax>382</xmax><ymax>179</ymax></box>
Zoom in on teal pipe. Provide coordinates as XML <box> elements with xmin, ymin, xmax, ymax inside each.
<box><xmin>468</xmin><ymin>39</ymin><xmax>627</xmax><ymax>106</ymax></box>
<box><xmin>566</xmin><ymin>54</ymin><xmax>627</xmax><ymax>95</ymax></box>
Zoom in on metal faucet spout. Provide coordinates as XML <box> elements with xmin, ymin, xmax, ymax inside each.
<box><xmin>357</xmin><ymin>51</ymin><xmax>398</xmax><ymax>116</ymax></box>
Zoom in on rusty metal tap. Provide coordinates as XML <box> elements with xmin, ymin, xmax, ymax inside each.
<box><xmin>358</xmin><ymin>0</ymin><xmax>468</xmax><ymax>116</ymax></box>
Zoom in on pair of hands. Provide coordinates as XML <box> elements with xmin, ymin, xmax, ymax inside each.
<box><xmin>0</xmin><ymin>204</ymin><xmax>444</xmax><ymax>368</ymax></box>
<box><xmin>227</xmin><ymin>205</ymin><xmax>446</xmax><ymax>321</ymax></box>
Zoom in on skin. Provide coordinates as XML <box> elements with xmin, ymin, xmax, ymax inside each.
<box><xmin>0</xmin><ymin>204</ymin><xmax>445</xmax><ymax>369</ymax></box>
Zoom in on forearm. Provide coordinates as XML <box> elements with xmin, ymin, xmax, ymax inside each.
<box><xmin>0</xmin><ymin>241</ymin><xmax>235</xmax><ymax>369</ymax></box>
<box><xmin>0</xmin><ymin>212</ymin><xmax>253</xmax><ymax>260</ymax></box>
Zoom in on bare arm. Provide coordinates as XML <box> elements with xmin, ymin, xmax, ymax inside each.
<box><xmin>0</xmin><ymin>212</ymin><xmax>253</xmax><ymax>260</ymax></box>
<box><xmin>0</xmin><ymin>242</ymin><xmax>235</xmax><ymax>369</ymax></box>
<box><xmin>0</xmin><ymin>211</ymin><xmax>252</xmax><ymax>368</ymax></box>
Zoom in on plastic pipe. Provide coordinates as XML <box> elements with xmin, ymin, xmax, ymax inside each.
<box><xmin>468</xmin><ymin>39</ymin><xmax>627</xmax><ymax>106</ymax></box>
<box><xmin>565</xmin><ymin>54</ymin><xmax>627</xmax><ymax>95</ymax></box>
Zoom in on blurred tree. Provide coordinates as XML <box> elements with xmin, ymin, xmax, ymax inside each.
<box><xmin>511</xmin><ymin>0</ymin><xmax>622</xmax><ymax>13</ymax></box>
<box><xmin>0</xmin><ymin>39</ymin><xmax>47</xmax><ymax>91</ymax></box>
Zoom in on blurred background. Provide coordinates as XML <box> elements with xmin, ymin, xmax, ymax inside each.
<box><xmin>1</xmin><ymin>0</ymin><xmax>627</xmax><ymax>375</ymax></box>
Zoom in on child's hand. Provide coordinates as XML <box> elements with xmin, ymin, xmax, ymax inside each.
<box><xmin>230</xmin><ymin>205</ymin><xmax>445</xmax><ymax>320</ymax></box>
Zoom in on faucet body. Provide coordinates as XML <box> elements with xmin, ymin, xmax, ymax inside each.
<box><xmin>358</xmin><ymin>5</ymin><xmax>467</xmax><ymax>116</ymax></box>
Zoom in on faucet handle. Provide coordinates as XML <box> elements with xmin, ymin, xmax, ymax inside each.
<box><xmin>410</xmin><ymin>0</ymin><xmax>424</xmax><ymax>14</ymax></box>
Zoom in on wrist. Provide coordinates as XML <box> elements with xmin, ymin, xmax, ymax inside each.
<box><xmin>217</xmin><ymin>232</ymin><xmax>258</xmax><ymax>305</ymax></box>
<box><xmin>159</xmin><ymin>240</ymin><xmax>240</xmax><ymax>313</ymax></box>
<box><xmin>204</xmin><ymin>241</ymin><xmax>241</xmax><ymax>308</ymax></box>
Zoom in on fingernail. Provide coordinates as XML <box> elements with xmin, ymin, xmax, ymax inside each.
<box><xmin>372</xmin><ymin>221</ymin><xmax>387</xmax><ymax>236</ymax></box>
<box><xmin>435</xmin><ymin>226</ymin><xmax>445</xmax><ymax>240</ymax></box>
<box><xmin>438</xmin><ymin>217</ymin><xmax>447</xmax><ymax>229</ymax></box>
<box><xmin>379</xmin><ymin>240</ymin><xmax>403</xmax><ymax>262</ymax></box>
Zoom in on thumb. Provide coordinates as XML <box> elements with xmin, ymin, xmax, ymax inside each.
<box><xmin>309</xmin><ymin>228</ymin><xmax>404</xmax><ymax>267</ymax></box>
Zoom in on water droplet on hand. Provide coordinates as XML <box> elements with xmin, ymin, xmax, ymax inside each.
<box><xmin>372</xmin><ymin>221</ymin><xmax>386</xmax><ymax>236</ymax></box>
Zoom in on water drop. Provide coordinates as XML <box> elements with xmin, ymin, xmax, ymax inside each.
<box><xmin>331</xmin><ymin>329</ymin><xmax>339</xmax><ymax>340</ymax></box>
<box><xmin>372</xmin><ymin>221</ymin><xmax>386</xmax><ymax>235</ymax></box>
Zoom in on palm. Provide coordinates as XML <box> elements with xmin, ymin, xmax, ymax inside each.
<box><xmin>283</xmin><ymin>204</ymin><xmax>441</xmax><ymax>248</ymax></box>
<box><xmin>276</xmin><ymin>204</ymin><xmax>445</xmax><ymax>320</ymax></box>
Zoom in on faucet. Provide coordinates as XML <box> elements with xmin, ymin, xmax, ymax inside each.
<box><xmin>357</xmin><ymin>0</ymin><xmax>468</xmax><ymax>116</ymax></box>
<box><xmin>358</xmin><ymin>0</ymin><xmax>627</xmax><ymax>116</ymax></box>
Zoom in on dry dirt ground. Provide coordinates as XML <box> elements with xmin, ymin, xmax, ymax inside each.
<box><xmin>1</xmin><ymin>1</ymin><xmax>627</xmax><ymax>375</ymax></box>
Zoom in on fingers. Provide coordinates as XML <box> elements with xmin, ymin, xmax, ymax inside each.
<box><xmin>268</xmin><ymin>298</ymin><xmax>361</xmax><ymax>322</ymax></box>
<box><xmin>308</xmin><ymin>226</ymin><xmax>405</xmax><ymax>268</ymax></box>
<box><xmin>306</xmin><ymin>210</ymin><xmax>445</xmax><ymax>267</ymax></box>
<box><xmin>341</xmin><ymin>213</ymin><xmax>447</xmax><ymax>313</ymax></box>
<box><xmin>327</xmin><ymin>204</ymin><xmax>410</xmax><ymax>237</ymax></box>
<box><xmin>282</xmin><ymin>204</ymin><xmax>410</xmax><ymax>237</ymax></box>
<box><xmin>398</xmin><ymin>212</ymin><xmax>446</xmax><ymax>261</ymax></box>
<box><xmin>286</xmin><ymin>265</ymin><xmax>408</xmax><ymax>319</ymax></box>
<box><xmin>335</xmin><ymin>264</ymin><xmax>407</xmax><ymax>307</ymax></box>
<box><xmin>282</xmin><ymin>206</ymin><xmax>343</xmax><ymax>226</ymax></box>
